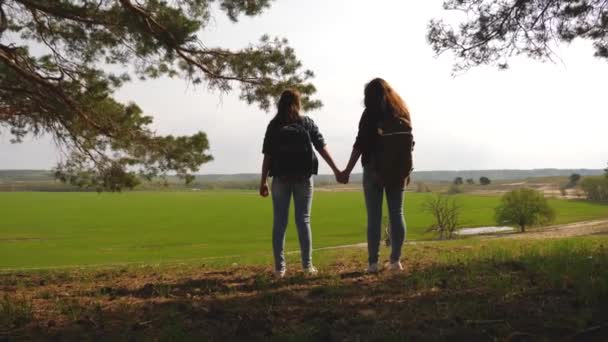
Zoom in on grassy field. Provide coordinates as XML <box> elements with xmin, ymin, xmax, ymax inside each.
<box><xmin>2</xmin><ymin>237</ymin><xmax>608</xmax><ymax>340</ymax></box>
<box><xmin>1</xmin><ymin>191</ymin><xmax>607</xmax><ymax>270</ymax></box>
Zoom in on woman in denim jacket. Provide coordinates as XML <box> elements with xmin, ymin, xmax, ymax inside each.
<box><xmin>259</xmin><ymin>89</ymin><xmax>342</xmax><ymax>278</ymax></box>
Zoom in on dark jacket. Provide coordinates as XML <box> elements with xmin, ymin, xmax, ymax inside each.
<box><xmin>354</xmin><ymin>109</ymin><xmax>413</xmax><ymax>167</ymax></box>
<box><xmin>353</xmin><ymin>109</ymin><xmax>386</xmax><ymax>167</ymax></box>
<box><xmin>262</xmin><ymin>116</ymin><xmax>326</xmax><ymax>176</ymax></box>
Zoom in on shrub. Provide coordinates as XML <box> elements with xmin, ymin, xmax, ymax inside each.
<box><xmin>422</xmin><ymin>194</ymin><xmax>461</xmax><ymax>240</ymax></box>
<box><xmin>495</xmin><ymin>189</ymin><xmax>555</xmax><ymax>232</ymax></box>
<box><xmin>581</xmin><ymin>177</ymin><xmax>608</xmax><ymax>202</ymax></box>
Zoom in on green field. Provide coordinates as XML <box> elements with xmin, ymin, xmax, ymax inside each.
<box><xmin>1</xmin><ymin>191</ymin><xmax>607</xmax><ymax>270</ymax></box>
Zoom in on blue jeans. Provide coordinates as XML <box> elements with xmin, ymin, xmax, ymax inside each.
<box><xmin>271</xmin><ymin>177</ymin><xmax>314</xmax><ymax>271</ymax></box>
<box><xmin>363</xmin><ymin>167</ymin><xmax>406</xmax><ymax>264</ymax></box>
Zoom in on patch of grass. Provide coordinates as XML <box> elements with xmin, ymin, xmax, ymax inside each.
<box><xmin>252</xmin><ymin>273</ymin><xmax>274</xmax><ymax>291</ymax></box>
<box><xmin>0</xmin><ymin>294</ymin><xmax>33</xmax><ymax>330</ymax></box>
<box><xmin>153</xmin><ymin>284</ymin><xmax>172</xmax><ymax>298</ymax></box>
<box><xmin>56</xmin><ymin>298</ymin><xmax>86</xmax><ymax>321</ymax></box>
<box><xmin>0</xmin><ymin>192</ymin><xmax>607</xmax><ymax>270</ymax></box>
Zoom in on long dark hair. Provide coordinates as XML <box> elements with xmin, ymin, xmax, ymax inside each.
<box><xmin>275</xmin><ymin>89</ymin><xmax>301</xmax><ymax>124</ymax></box>
<box><xmin>364</xmin><ymin>78</ymin><xmax>411</xmax><ymax>128</ymax></box>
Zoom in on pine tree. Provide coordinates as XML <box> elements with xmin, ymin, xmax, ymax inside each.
<box><xmin>428</xmin><ymin>0</ymin><xmax>608</xmax><ymax>73</ymax></box>
<box><xmin>0</xmin><ymin>0</ymin><xmax>320</xmax><ymax>191</ymax></box>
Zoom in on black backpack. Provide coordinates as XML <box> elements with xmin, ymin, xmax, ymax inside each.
<box><xmin>373</xmin><ymin>115</ymin><xmax>414</xmax><ymax>187</ymax></box>
<box><xmin>271</xmin><ymin>119</ymin><xmax>314</xmax><ymax>178</ymax></box>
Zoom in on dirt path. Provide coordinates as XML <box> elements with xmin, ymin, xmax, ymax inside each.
<box><xmin>309</xmin><ymin>219</ymin><xmax>608</xmax><ymax>253</ymax></box>
<box><xmin>501</xmin><ymin>219</ymin><xmax>608</xmax><ymax>240</ymax></box>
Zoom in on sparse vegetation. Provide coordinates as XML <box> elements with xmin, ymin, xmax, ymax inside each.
<box><xmin>447</xmin><ymin>184</ymin><xmax>463</xmax><ymax>195</ymax></box>
<box><xmin>581</xmin><ymin>176</ymin><xmax>608</xmax><ymax>202</ymax></box>
<box><xmin>0</xmin><ymin>294</ymin><xmax>33</xmax><ymax>331</ymax></box>
<box><xmin>466</xmin><ymin>178</ymin><xmax>475</xmax><ymax>185</ymax></box>
<box><xmin>495</xmin><ymin>189</ymin><xmax>555</xmax><ymax>232</ymax></box>
<box><xmin>422</xmin><ymin>194</ymin><xmax>461</xmax><ymax>240</ymax></box>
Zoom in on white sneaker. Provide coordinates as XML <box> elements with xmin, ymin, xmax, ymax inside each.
<box><xmin>274</xmin><ymin>268</ymin><xmax>286</xmax><ymax>278</ymax></box>
<box><xmin>390</xmin><ymin>261</ymin><xmax>404</xmax><ymax>271</ymax></box>
<box><xmin>303</xmin><ymin>265</ymin><xmax>318</xmax><ymax>275</ymax></box>
<box><xmin>366</xmin><ymin>263</ymin><xmax>379</xmax><ymax>273</ymax></box>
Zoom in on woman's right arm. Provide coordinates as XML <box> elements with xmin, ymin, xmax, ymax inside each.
<box><xmin>260</xmin><ymin>122</ymin><xmax>273</xmax><ymax>197</ymax></box>
<box><xmin>260</xmin><ymin>154</ymin><xmax>271</xmax><ymax>197</ymax></box>
<box><xmin>341</xmin><ymin>112</ymin><xmax>366</xmax><ymax>182</ymax></box>
<box><xmin>342</xmin><ymin>148</ymin><xmax>362</xmax><ymax>182</ymax></box>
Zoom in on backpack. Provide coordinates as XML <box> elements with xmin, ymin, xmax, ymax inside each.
<box><xmin>271</xmin><ymin>119</ymin><xmax>314</xmax><ymax>178</ymax></box>
<box><xmin>373</xmin><ymin>115</ymin><xmax>414</xmax><ymax>187</ymax></box>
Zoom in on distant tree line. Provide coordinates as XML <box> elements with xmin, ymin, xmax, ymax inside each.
<box><xmin>453</xmin><ymin>176</ymin><xmax>491</xmax><ymax>185</ymax></box>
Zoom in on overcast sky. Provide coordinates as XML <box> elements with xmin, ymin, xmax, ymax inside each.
<box><xmin>1</xmin><ymin>0</ymin><xmax>607</xmax><ymax>174</ymax></box>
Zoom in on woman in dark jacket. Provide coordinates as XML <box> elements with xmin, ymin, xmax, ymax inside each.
<box><xmin>342</xmin><ymin>78</ymin><xmax>412</xmax><ymax>273</ymax></box>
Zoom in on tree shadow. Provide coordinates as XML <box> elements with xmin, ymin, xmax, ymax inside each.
<box><xmin>13</xmin><ymin>249</ymin><xmax>608</xmax><ymax>341</ymax></box>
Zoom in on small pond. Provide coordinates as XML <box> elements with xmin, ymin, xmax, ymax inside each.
<box><xmin>455</xmin><ymin>226</ymin><xmax>515</xmax><ymax>236</ymax></box>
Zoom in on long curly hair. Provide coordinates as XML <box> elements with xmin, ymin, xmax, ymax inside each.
<box><xmin>364</xmin><ymin>78</ymin><xmax>411</xmax><ymax>128</ymax></box>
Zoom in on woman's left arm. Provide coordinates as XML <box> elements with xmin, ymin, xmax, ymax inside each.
<box><xmin>307</xmin><ymin>118</ymin><xmax>342</xmax><ymax>182</ymax></box>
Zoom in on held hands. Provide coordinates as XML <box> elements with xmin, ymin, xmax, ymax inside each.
<box><xmin>335</xmin><ymin>170</ymin><xmax>350</xmax><ymax>184</ymax></box>
<box><xmin>259</xmin><ymin>182</ymin><xmax>269</xmax><ymax>197</ymax></box>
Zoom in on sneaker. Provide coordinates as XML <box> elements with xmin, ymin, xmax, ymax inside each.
<box><xmin>303</xmin><ymin>265</ymin><xmax>318</xmax><ymax>275</ymax></box>
<box><xmin>366</xmin><ymin>263</ymin><xmax>379</xmax><ymax>273</ymax></box>
<box><xmin>389</xmin><ymin>261</ymin><xmax>404</xmax><ymax>271</ymax></box>
<box><xmin>274</xmin><ymin>268</ymin><xmax>286</xmax><ymax>278</ymax></box>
